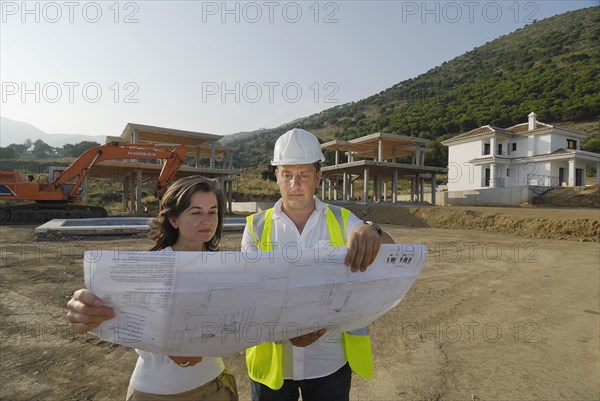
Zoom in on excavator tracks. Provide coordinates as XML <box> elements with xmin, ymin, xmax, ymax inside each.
<box><xmin>0</xmin><ymin>203</ymin><xmax>107</xmax><ymax>223</ymax></box>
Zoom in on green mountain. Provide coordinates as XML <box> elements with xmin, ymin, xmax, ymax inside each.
<box><xmin>223</xmin><ymin>6</ymin><xmax>600</xmax><ymax>168</ymax></box>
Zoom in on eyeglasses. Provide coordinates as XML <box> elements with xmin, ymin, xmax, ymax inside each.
<box><xmin>279</xmin><ymin>170</ymin><xmax>316</xmax><ymax>183</ymax></box>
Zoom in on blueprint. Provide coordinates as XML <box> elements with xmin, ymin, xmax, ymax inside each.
<box><xmin>84</xmin><ymin>243</ymin><xmax>426</xmax><ymax>356</ymax></box>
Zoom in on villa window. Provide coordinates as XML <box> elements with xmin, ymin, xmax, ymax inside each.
<box><xmin>567</xmin><ymin>139</ymin><xmax>577</xmax><ymax>150</ymax></box>
<box><xmin>484</xmin><ymin>143</ymin><xmax>490</xmax><ymax>155</ymax></box>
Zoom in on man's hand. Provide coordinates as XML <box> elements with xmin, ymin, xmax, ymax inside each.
<box><xmin>66</xmin><ymin>289</ymin><xmax>115</xmax><ymax>334</ymax></box>
<box><xmin>345</xmin><ymin>223</ymin><xmax>395</xmax><ymax>272</ymax></box>
<box><xmin>168</xmin><ymin>356</ymin><xmax>203</xmax><ymax>367</ymax></box>
<box><xmin>289</xmin><ymin>328</ymin><xmax>327</xmax><ymax>347</ymax></box>
<box><xmin>345</xmin><ymin>223</ymin><xmax>381</xmax><ymax>272</ymax></box>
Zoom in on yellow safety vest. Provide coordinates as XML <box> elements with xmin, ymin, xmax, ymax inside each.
<box><xmin>245</xmin><ymin>204</ymin><xmax>373</xmax><ymax>390</ymax></box>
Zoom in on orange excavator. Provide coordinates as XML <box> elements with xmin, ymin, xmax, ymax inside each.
<box><xmin>0</xmin><ymin>142</ymin><xmax>187</xmax><ymax>222</ymax></box>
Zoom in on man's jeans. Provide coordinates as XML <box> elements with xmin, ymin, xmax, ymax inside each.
<box><xmin>250</xmin><ymin>363</ymin><xmax>351</xmax><ymax>401</ymax></box>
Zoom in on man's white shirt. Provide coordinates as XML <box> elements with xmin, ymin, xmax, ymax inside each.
<box><xmin>242</xmin><ymin>197</ymin><xmax>363</xmax><ymax>380</ymax></box>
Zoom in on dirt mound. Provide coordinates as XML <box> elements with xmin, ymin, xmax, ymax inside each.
<box><xmin>533</xmin><ymin>185</ymin><xmax>600</xmax><ymax>207</ymax></box>
<box><xmin>346</xmin><ymin>204</ymin><xmax>600</xmax><ymax>242</ymax></box>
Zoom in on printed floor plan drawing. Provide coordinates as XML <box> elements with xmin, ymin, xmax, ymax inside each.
<box><xmin>85</xmin><ymin>244</ymin><xmax>426</xmax><ymax>356</ymax></box>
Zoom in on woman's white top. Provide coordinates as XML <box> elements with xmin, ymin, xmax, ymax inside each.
<box><xmin>129</xmin><ymin>246</ymin><xmax>225</xmax><ymax>394</ymax></box>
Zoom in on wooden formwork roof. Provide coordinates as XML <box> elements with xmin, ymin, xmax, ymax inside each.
<box><xmin>116</xmin><ymin>123</ymin><xmax>235</xmax><ymax>159</ymax></box>
<box><xmin>321</xmin><ymin>132</ymin><xmax>430</xmax><ymax>160</ymax></box>
<box><xmin>321</xmin><ymin>160</ymin><xmax>444</xmax><ymax>181</ymax></box>
<box><xmin>85</xmin><ymin>160</ymin><xmax>235</xmax><ymax>181</ymax></box>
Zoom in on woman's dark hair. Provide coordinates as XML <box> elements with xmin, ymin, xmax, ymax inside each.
<box><xmin>149</xmin><ymin>176</ymin><xmax>225</xmax><ymax>251</ymax></box>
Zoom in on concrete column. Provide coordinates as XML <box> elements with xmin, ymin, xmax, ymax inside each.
<box><xmin>410</xmin><ymin>178</ymin><xmax>415</xmax><ymax>202</ymax></box>
<box><xmin>383</xmin><ymin>182</ymin><xmax>387</xmax><ymax>202</ymax></box>
<box><xmin>414</xmin><ymin>148</ymin><xmax>420</xmax><ymax>165</ymax></box>
<box><xmin>321</xmin><ymin>175</ymin><xmax>325</xmax><ymax>199</ymax></box>
<box><xmin>490</xmin><ymin>137</ymin><xmax>496</xmax><ymax>156</ymax></box>
<box><xmin>136</xmin><ymin>169</ymin><xmax>143</xmax><ymax>215</ymax></box>
<box><xmin>342</xmin><ymin>172</ymin><xmax>348</xmax><ymax>201</ymax></box>
<box><xmin>227</xmin><ymin>181</ymin><xmax>232</xmax><ymax>213</ymax></box>
<box><xmin>333</xmin><ymin>177</ymin><xmax>338</xmax><ymax>201</ymax></box>
<box><xmin>335</xmin><ymin>150</ymin><xmax>339</xmax><ymax>165</ymax></box>
<box><xmin>378</xmin><ymin>138</ymin><xmax>384</xmax><ymax>162</ymax></box>
<box><xmin>131</xmin><ymin>128</ymin><xmax>140</xmax><ymax>216</ymax></box>
<box><xmin>210</xmin><ymin>143</ymin><xmax>216</xmax><ymax>169</ymax></box>
<box><xmin>195</xmin><ymin>147</ymin><xmax>200</xmax><ymax>168</ymax></box>
<box><xmin>327</xmin><ymin>178</ymin><xmax>332</xmax><ymax>200</ymax></box>
<box><xmin>568</xmin><ymin>159</ymin><xmax>576</xmax><ymax>187</ymax></box>
<box><xmin>129</xmin><ymin>173</ymin><xmax>135</xmax><ymax>215</ymax></box>
<box><xmin>490</xmin><ymin>163</ymin><xmax>497</xmax><ymax>188</ymax></box>
<box><xmin>413</xmin><ymin>175</ymin><xmax>420</xmax><ymax>202</ymax></box>
<box><xmin>431</xmin><ymin>173</ymin><xmax>437</xmax><ymax>205</ymax></box>
<box><xmin>419</xmin><ymin>176</ymin><xmax>424</xmax><ymax>202</ymax></box>
<box><xmin>412</xmin><ymin>176</ymin><xmax>419</xmax><ymax>202</ymax></box>
<box><xmin>392</xmin><ymin>169</ymin><xmax>398</xmax><ymax>203</ymax></box>
<box><xmin>350</xmin><ymin>175</ymin><xmax>354</xmax><ymax>200</ymax></box>
<box><xmin>122</xmin><ymin>175</ymin><xmax>129</xmax><ymax>212</ymax></box>
<box><xmin>363</xmin><ymin>167</ymin><xmax>369</xmax><ymax>204</ymax></box>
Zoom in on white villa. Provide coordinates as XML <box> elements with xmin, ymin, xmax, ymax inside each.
<box><xmin>442</xmin><ymin>112</ymin><xmax>600</xmax><ymax>193</ymax></box>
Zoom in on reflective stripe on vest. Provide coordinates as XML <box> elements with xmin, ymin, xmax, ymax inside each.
<box><xmin>245</xmin><ymin>204</ymin><xmax>373</xmax><ymax>389</ymax></box>
<box><xmin>246</xmin><ymin>208</ymin><xmax>274</xmax><ymax>251</ymax></box>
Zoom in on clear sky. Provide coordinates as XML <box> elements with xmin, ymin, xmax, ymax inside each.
<box><xmin>1</xmin><ymin>0</ymin><xmax>597</xmax><ymax>137</ymax></box>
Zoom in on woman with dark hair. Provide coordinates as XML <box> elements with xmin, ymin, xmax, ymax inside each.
<box><xmin>149</xmin><ymin>175</ymin><xmax>225</xmax><ymax>252</ymax></box>
<box><xmin>67</xmin><ymin>176</ymin><xmax>238</xmax><ymax>401</ymax></box>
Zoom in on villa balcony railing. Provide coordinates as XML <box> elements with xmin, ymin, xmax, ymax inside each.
<box><xmin>527</xmin><ymin>174</ymin><xmax>560</xmax><ymax>187</ymax></box>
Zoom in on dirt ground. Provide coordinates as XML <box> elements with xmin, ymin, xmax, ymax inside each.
<box><xmin>1</xmin><ymin>205</ymin><xmax>599</xmax><ymax>401</ymax></box>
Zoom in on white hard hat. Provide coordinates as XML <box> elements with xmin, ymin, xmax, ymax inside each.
<box><xmin>271</xmin><ymin>128</ymin><xmax>325</xmax><ymax>166</ymax></box>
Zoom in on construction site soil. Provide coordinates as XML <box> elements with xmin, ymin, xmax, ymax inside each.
<box><xmin>1</xmin><ymin>204</ymin><xmax>598</xmax><ymax>401</ymax></box>
<box><xmin>346</xmin><ymin>204</ymin><xmax>599</xmax><ymax>242</ymax></box>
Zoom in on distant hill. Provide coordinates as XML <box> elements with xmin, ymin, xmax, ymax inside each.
<box><xmin>223</xmin><ymin>6</ymin><xmax>599</xmax><ymax>168</ymax></box>
<box><xmin>0</xmin><ymin>117</ymin><xmax>106</xmax><ymax>147</ymax></box>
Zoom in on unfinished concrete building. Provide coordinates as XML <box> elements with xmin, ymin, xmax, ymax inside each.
<box><xmin>100</xmin><ymin>123</ymin><xmax>236</xmax><ymax>214</ymax></box>
<box><xmin>321</xmin><ymin>133</ymin><xmax>445</xmax><ymax>204</ymax></box>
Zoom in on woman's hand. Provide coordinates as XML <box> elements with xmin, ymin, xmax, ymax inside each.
<box><xmin>66</xmin><ymin>289</ymin><xmax>115</xmax><ymax>334</ymax></box>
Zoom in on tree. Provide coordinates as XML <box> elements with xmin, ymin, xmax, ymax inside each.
<box><xmin>31</xmin><ymin>139</ymin><xmax>54</xmax><ymax>159</ymax></box>
<box><xmin>7</xmin><ymin>143</ymin><xmax>29</xmax><ymax>157</ymax></box>
<box><xmin>426</xmin><ymin>135</ymin><xmax>451</xmax><ymax>168</ymax></box>
<box><xmin>63</xmin><ymin>141</ymin><xmax>101</xmax><ymax>157</ymax></box>
<box><xmin>583</xmin><ymin>138</ymin><xmax>600</xmax><ymax>154</ymax></box>
<box><xmin>260</xmin><ymin>169</ymin><xmax>276</xmax><ymax>181</ymax></box>
<box><xmin>0</xmin><ymin>147</ymin><xmax>15</xmax><ymax>159</ymax></box>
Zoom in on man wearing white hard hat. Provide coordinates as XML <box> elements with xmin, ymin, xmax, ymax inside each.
<box><xmin>243</xmin><ymin>128</ymin><xmax>394</xmax><ymax>401</ymax></box>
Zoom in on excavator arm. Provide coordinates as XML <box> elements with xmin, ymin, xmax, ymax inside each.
<box><xmin>0</xmin><ymin>142</ymin><xmax>187</xmax><ymax>222</ymax></box>
<box><xmin>51</xmin><ymin>142</ymin><xmax>187</xmax><ymax>199</ymax></box>
<box><xmin>154</xmin><ymin>145</ymin><xmax>187</xmax><ymax>198</ymax></box>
